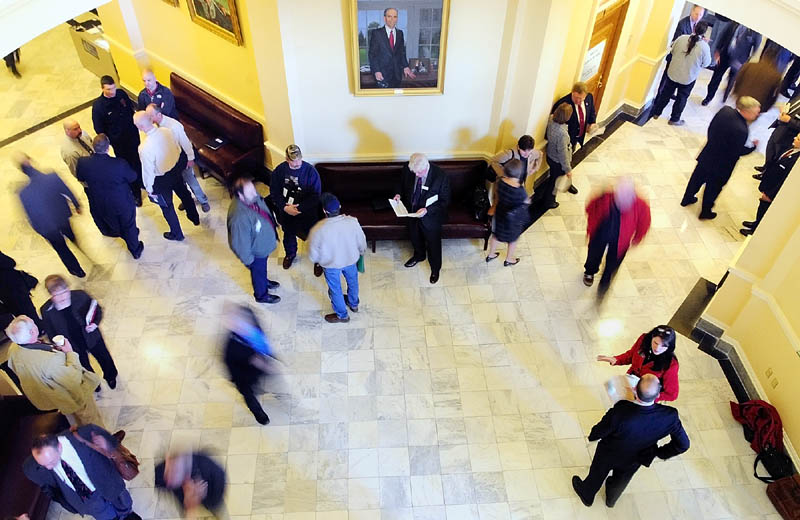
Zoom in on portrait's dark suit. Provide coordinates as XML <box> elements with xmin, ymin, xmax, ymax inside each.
<box><xmin>76</xmin><ymin>153</ymin><xmax>141</xmax><ymax>255</ymax></box>
<box><xmin>40</xmin><ymin>290</ymin><xmax>118</xmax><ymax>386</ymax></box>
<box><xmin>551</xmin><ymin>92</ymin><xmax>597</xmax><ymax>148</ymax></box>
<box><xmin>682</xmin><ymin>106</ymin><xmax>755</xmax><ymax>214</ymax></box>
<box><xmin>574</xmin><ymin>400</ymin><xmax>690</xmax><ymax>507</ymax></box>
<box><xmin>368</xmin><ymin>26</ymin><xmax>410</xmax><ymax>88</ymax></box>
<box><xmin>398</xmin><ymin>164</ymin><xmax>451</xmax><ymax>274</ymax></box>
<box><xmin>703</xmin><ymin>23</ymin><xmax>762</xmax><ymax>103</ymax></box>
<box><xmin>23</xmin><ymin>425</ymin><xmax>134</xmax><ymax>519</ymax></box>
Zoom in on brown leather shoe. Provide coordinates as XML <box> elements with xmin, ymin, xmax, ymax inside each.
<box><xmin>283</xmin><ymin>255</ymin><xmax>295</xmax><ymax>269</ymax></box>
<box><xmin>324</xmin><ymin>313</ymin><xmax>350</xmax><ymax>323</ymax></box>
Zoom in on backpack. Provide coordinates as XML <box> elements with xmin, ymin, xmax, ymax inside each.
<box><xmin>731</xmin><ymin>400</ymin><xmax>795</xmax><ymax>483</ymax></box>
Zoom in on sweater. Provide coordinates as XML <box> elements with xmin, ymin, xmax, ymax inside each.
<box><xmin>613</xmin><ymin>334</ymin><xmax>680</xmax><ymax>402</ymax></box>
<box><xmin>546</xmin><ymin>120</ymin><xmax>572</xmax><ymax>172</ymax></box>
<box><xmin>308</xmin><ymin>215</ymin><xmax>367</xmax><ymax>269</ymax></box>
<box><xmin>667</xmin><ymin>35</ymin><xmax>711</xmax><ymax>85</ymax></box>
<box><xmin>227</xmin><ymin>197</ymin><xmax>278</xmax><ymax>266</ymax></box>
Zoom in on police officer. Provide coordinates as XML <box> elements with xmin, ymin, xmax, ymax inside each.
<box><xmin>92</xmin><ymin>75</ymin><xmax>143</xmax><ymax>206</ymax></box>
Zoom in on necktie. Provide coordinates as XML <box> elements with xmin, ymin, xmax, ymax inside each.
<box><xmin>779</xmin><ymin>149</ymin><xmax>797</xmax><ymax>161</ymax></box>
<box><xmin>412</xmin><ymin>176</ymin><xmax>423</xmax><ymax>210</ymax></box>
<box><xmin>77</xmin><ymin>138</ymin><xmax>93</xmax><ymax>156</ymax></box>
<box><xmin>61</xmin><ymin>460</ymin><xmax>92</xmax><ymax>500</ymax></box>
<box><xmin>577</xmin><ymin>103</ymin><xmax>585</xmax><ymax>136</ymax></box>
<box><xmin>247</xmin><ymin>202</ymin><xmax>277</xmax><ymax>234</ymax></box>
<box><xmin>389</xmin><ymin>30</ymin><xmax>395</xmax><ymax>51</ymax></box>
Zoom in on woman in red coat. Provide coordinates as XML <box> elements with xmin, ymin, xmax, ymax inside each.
<box><xmin>597</xmin><ymin>325</ymin><xmax>679</xmax><ymax>402</ymax></box>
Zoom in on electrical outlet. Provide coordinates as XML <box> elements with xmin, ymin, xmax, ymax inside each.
<box><xmin>766</xmin><ymin>368</ymin><xmax>773</xmax><ymax>378</ymax></box>
<box><xmin>771</xmin><ymin>378</ymin><xmax>779</xmax><ymax>389</ymax></box>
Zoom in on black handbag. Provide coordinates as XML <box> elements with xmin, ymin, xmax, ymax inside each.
<box><xmin>754</xmin><ymin>445</ymin><xmax>795</xmax><ymax>483</ymax></box>
<box><xmin>471</xmin><ymin>185</ymin><xmax>490</xmax><ymax>221</ymax></box>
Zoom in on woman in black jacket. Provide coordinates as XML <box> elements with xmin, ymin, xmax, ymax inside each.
<box><xmin>0</xmin><ymin>250</ymin><xmax>42</xmax><ymax>330</ymax></box>
<box><xmin>485</xmin><ymin>159</ymin><xmax>530</xmax><ymax>266</ymax></box>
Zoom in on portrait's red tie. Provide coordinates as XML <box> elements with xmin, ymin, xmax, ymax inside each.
<box><xmin>389</xmin><ymin>31</ymin><xmax>395</xmax><ymax>50</ymax></box>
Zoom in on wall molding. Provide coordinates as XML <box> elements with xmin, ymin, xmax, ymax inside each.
<box><xmin>297</xmin><ymin>149</ymin><xmax>493</xmax><ymax>164</ymax></box>
<box><xmin>751</xmin><ymin>286</ymin><xmax>800</xmax><ymax>352</ymax></box>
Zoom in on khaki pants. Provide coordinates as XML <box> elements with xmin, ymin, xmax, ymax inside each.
<box><xmin>67</xmin><ymin>397</ymin><xmax>106</xmax><ymax>429</ymax></box>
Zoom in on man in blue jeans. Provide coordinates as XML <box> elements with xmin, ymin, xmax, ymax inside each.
<box><xmin>308</xmin><ymin>194</ymin><xmax>367</xmax><ymax>323</ymax></box>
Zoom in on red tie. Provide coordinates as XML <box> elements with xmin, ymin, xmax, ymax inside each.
<box><xmin>389</xmin><ymin>30</ymin><xmax>395</xmax><ymax>50</ymax></box>
<box><xmin>577</xmin><ymin>103</ymin><xmax>585</xmax><ymax>136</ymax></box>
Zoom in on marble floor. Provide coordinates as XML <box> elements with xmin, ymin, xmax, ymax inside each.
<box><xmin>0</xmin><ymin>67</ymin><xmax>787</xmax><ymax>519</ymax></box>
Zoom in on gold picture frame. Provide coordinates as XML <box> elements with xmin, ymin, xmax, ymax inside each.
<box><xmin>350</xmin><ymin>0</ymin><xmax>450</xmax><ymax>96</ymax></box>
<box><xmin>187</xmin><ymin>0</ymin><xmax>243</xmax><ymax>46</ymax></box>
<box><xmin>162</xmin><ymin>0</ymin><xmax>179</xmax><ymax>6</ymax></box>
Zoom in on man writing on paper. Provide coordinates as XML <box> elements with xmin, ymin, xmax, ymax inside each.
<box><xmin>394</xmin><ymin>153</ymin><xmax>450</xmax><ymax>284</ymax></box>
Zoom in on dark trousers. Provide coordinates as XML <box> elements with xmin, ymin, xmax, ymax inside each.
<box><xmin>280</xmin><ymin>213</ymin><xmax>316</xmax><ymax>258</ymax></box>
<box><xmin>248</xmin><ymin>256</ymin><xmax>268</xmax><ymax>299</ymax></box>
<box><xmin>578</xmin><ymin>451</ymin><xmax>640</xmax><ymax>507</ymax></box>
<box><xmin>781</xmin><ymin>58</ymin><xmax>800</xmax><ymax>94</ymax></box>
<box><xmin>753</xmin><ymin>199</ymin><xmax>771</xmax><ymax>229</ymax></box>
<box><xmin>683</xmin><ymin>163</ymin><xmax>727</xmax><ymax>213</ymax></box>
<box><xmin>652</xmin><ymin>78</ymin><xmax>695</xmax><ymax>121</ymax></box>
<box><xmin>537</xmin><ymin>155</ymin><xmax>566</xmax><ymax>206</ymax></box>
<box><xmin>42</xmin><ymin>223</ymin><xmax>82</xmax><ymax>273</ymax></box>
<box><xmin>409</xmin><ymin>220</ymin><xmax>443</xmax><ymax>274</ymax></box>
<box><xmin>153</xmin><ymin>159</ymin><xmax>199</xmax><ymax>239</ymax></box>
<box><xmin>2</xmin><ymin>294</ymin><xmax>43</xmax><ymax>330</ymax></box>
<box><xmin>112</xmin><ymin>208</ymin><xmax>141</xmax><ymax>254</ymax></box>
<box><xmin>112</xmin><ymin>139</ymin><xmax>143</xmax><ymax>202</ymax></box>
<box><xmin>77</xmin><ymin>337</ymin><xmax>118</xmax><ymax>383</ymax></box>
<box><xmin>762</xmin><ymin>126</ymin><xmax>794</xmax><ymax>167</ymax></box>
<box><xmin>704</xmin><ymin>54</ymin><xmax>739</xmax><ymax>102</ymax></box>
<box><xmin>584</xmin><ymin>234</ymin><xmax>626</xmax><ymax>290</ymax></box>
<box><xmin>4</xmin><ymin>48</ymin><xmax>20</xmax><ymax>74</ymax></box>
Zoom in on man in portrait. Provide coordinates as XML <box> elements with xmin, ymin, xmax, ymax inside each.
<box><xmin>368</xmin><ymin>7</ymin><xmax>416</xmax><ymax>88</ymax></box>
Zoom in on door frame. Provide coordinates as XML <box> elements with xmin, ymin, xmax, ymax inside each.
<box><xmin>581</xmin><ymin>0</ymin><xmax>630</xmax><ymax>111</ymax></box>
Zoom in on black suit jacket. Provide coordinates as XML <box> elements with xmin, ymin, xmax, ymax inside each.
<box><xmin>23</xmin><ymin>425</ymin><xmax>129</xmax><ymax>515</ymax></box>
<box><xmin>590</xmin><ymin>400</ymin><xmax>690</xmax><ymax>468</ymax></box>
<box><xmin>672</xmin><ymin>16</ymin><xmax>695</xmax><ymax>42</ymax></box>
<box><xmin>398</xmin><ymin>164</ymin><xmax>451</xmax><ymax>229</ymax></box>
<box><xmin>76</xmin><ymin>154</ymin><xmax>137</xmax><ymax>216</ymax></box>
<box><xmin>716</xmin><ymin>23</ymin><xmax>762</xmax><ymax>67</ymax></box>
<box><xmin>368</xmin><ymin>26</ymin><xmax>410</xmax><ymax>88</ymax></box>
<box><xmin>40</xmin><ymin>290</ymin><xmax>104</xmax><ymax>351</ymax></box>
<box><xmin>697</xmin><ymin>106</ymin><xmax>755</xmax><ymax>179</ymax></box>
<box><xmin>551</xmin><ymin>92</ymin><xmax>597</xmax><ymax>146</ymax></box>
<box><xmin>760</xmin><ymin>149</ymin><xmax>799</xmax><ymax>199</ymax></box>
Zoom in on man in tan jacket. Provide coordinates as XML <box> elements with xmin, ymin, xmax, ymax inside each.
<box><xmin>6</xmin><ymin>315</ymin><xmax>104</xmax><ymax>427</ymax></box>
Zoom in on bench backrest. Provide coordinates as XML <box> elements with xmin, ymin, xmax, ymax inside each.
<box><xmin>170</xmin><ymin>72</ymin><xmax>263</xmax><ymax>150</ymax></box>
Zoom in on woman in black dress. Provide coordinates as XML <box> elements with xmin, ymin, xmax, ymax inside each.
<box><xmin>485</xmin><ymin>159</ymin><xmax>530</xmax><ymax>266</ymax></box>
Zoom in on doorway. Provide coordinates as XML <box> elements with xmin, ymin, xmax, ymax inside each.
<box><xmin>580</xmin><ymin>0</ymin><xmax>629</xmax><ymax>110</ymax></box>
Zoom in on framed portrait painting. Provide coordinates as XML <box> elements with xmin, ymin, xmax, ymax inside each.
<box><xmin>351</xmin><ymin>0</ymin><xmax>450</xmax><ymax>96</ymax></box>
<box><xmin>187</xmin><ymin>0</ymin><xmax>243</xmax><ymax>46</ymax></box>
<box><xmin>162</xmin><ymin>0</ymin><xmax>179</xmax><ymax>6</ymax></box>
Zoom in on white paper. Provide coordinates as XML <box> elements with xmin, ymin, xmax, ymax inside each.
<box><xmin>425</xmin><ymin>194</ymin><xmax>438</xmax><ymax>207</ymax></box>
<box><xmin>389</xmin><ymin>199</ymin><xmax>421</xmax><ymax>218</ymax></box>
<box><xmin>605</xmin><ymin>374</ymin><xmax>638</xmax><ymax>403</ymax></box>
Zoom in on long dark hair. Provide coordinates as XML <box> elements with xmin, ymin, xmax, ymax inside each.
<box><xmin>639</xmin><ymin>325</ymin><xmax>677</xmax><ymax>371</ymax></box>
<box><xmin>685</xmin><ymin>21</ymin><xmax>709</xmax><ymax>56</ymax></box>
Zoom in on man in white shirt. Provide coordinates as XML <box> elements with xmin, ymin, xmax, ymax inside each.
<box><xmin>145</xmin><ymin>103</ymin><xmax>210</xmax><ymax>212</ymax></box>
<box><xmin>60</xmin><ymin>119</ymin><xmax>94</xmax><ymax>180</ymax></box>
<box><xmin>134</xmin><ymin>111</ymin><xmax>199</xmax><ymax>241</ymax></box>
<box><xmin>24</xmin><ymin>427</ymin><xmax>140</xmax><ymax>520</ymax></box>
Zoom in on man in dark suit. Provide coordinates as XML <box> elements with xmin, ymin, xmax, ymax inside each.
<box><xmin>92</xmin><ymin>75</ymin><xmax>142</xmax><ymax>206</ymax></box>
<box><xmin>368</xmin><ymin>7</ymin><xmax>416</xmax><ymax>88</ymax></box>
<box><xmin>40</xmin><ymin>274</ymin><xmax>119</xmax><ymax>390</ymax></box>
<box><xmin>780</xmin><ymin>55</ymin><xmax>800</xmax><ymax>98</ymax></box>
<box><xmin>15</xmin><ymin>153</ymin><xmax>86</xmax><ymax>278</ymax></box>
<box><xmin>572</xmin><ymin>374</ymin><xmax>690</xmax><ymax>508</ymax></box>
<box><xmin>24</xmin><ymin>426</ymin><xmax>140</xmax><ymax>520</ymax></box>
<box><xmin>741</xmin><ymin>133</ymin><xmax>799</xmax><ymax>235</ymax></box>
<box><xmin>702</xmin><ymin>22</ymin><xmax>762</xmax><ymax>105</ymax></box>
<box><xmin>672</xmin><ymin>4</ymin><xmax>705</xmax><ymax>42</ymax></box>
<box><xmin>681</xmin><ymin>96</ymin><xmax>761</xmax><ymax>219</ymax></box>
<box><xmin>76</xmin><ymin>134</ymin><xmax>144</xmax><ymax>259</ymax></box>
<box><xmin>394</xmin><ymin>153</ymin><xmax>450</xmax><ymax>284</ymax></box>
<box><xmin>754</xmin><ymin>93</ymin><xmax>800</xmax><ymax>176</ymax></box>
<box><xmin>551</xmin><ymin>81</ymin><xmax>597</xmax><ymax>150</ymax></box>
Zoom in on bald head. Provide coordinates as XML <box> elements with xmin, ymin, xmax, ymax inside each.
<box><xmin>613</xmin><ymin>177</ymin><xmax>636</xmax><ymax>211</ymax></box>
<box><xmin>142</xmin><ymin>69</ymin><xmax>157</xmax><ymax>92</ymax></box>
<box><xmin>133</xmin><ymin>111</ymin><xmax>153</xmax><ymax>132</ymax></box>
<box><xmin>635</xmin><ymin>374</ymin><xmax>661</xmax><ymax>403</ymax></box>
<box><xmin>62</xmin><ymin>119</ymin><xmax>82</xmax><ymax>139</ymax></box>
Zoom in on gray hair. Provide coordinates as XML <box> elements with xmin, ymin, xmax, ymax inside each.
<box><xmin>383</xmin><ymin>7</ymin><xmax>397</xmax><ymax>16</ymax></box>
<box><xmin>5</xmin><ymin>315</ymin><xmax>35</xmax><ymax>344</ymax></box>
<box><xmin>736</xmin><ymin>96</ymin><xmax>761</xmax><ymax>112</ymax></box>
<box><xmin>93</xmin><ymin>133</ymin><xmax>110</xmax><ymax>154</ymax></box>
<box><xmin>408</xmin><ymin>153</ymin><xmax>429</xmax><ymax>174</ymax></box>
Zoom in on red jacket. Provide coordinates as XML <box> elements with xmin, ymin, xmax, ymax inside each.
<box><xmin>586</xmin><ymin>192</ymin><xmax>651</xmax><ymax>257</ymax></box>
<box><xmin>613</xmin><ymin>334</ymin><xmax>679</xmax><ymax>402</ymax></box>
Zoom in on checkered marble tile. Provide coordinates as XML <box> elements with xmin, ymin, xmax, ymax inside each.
<box><xmin>0</xmin><ymin>69</ymin><xmax>784</xmax><ymax>519</ymax></box>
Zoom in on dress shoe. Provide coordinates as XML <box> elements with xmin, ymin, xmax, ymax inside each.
<box><xmin>344</xmin><ymin>295</ymin><xmax>359</xmax><ymax>313</ymax></box>
<box><xmin>739</xmin><ymin>227</ymin><xmax>754</xmax><ymax>236</ymax></box>
<box><xmin>107</xmin><ymin>378</ymin><xmax>117</xmax><ymax>390</ymax></box>
<box><xmin>752</xmin><ymin>173</ymin><xmax>763</xmax><ymax>180</ymax></box>
<box><xmin>267</xmin><ymin>279</ymin><xmax>280</xmax><ymax>289</ymax></box>
<box><xmin>69</xmin><ymin>267</ymin><xmax>86</xmax><ymax>278</ymax></box>
<box><xmin>754</xmin><ymin>165</ymin><xmax>765</xmax><ymax>173</ymax></box>
<box><xmin>112</xmin><ymin>430</ymin><xmax>126</xmax><ymax>442</ymax></box>
<box><xmin>485</xmin><ymin>253</ymin><xmax>499</xmax><ymax>263</ymax></box>
<box><xmin>668</xmin><ymin>119</ymin><xmax>685</xmax><ymax>126</ymax></box>
<box><xmin>178</xmin><ymin>203</ymin><xmax>185</xmax><ymax>211</ymax></box>
<box><xmin>572</xmin><ymin>476</ymin><xmax>593</xmax><ymax>507</ymax></box>
<box><xmin>698</xmin><ymin>211</ymin><xmax>717</xmax><ymax>220</ymax></box>
<box><xmin>547</xmin><ymin>201</ymin><xmax>560</xmax><ymax>209</ymax></box>
<box><xmin>404</xmin><ymin>256</ymin><xmax>423</xmax><ymax>268</ymax></box>
<box><xmin>95</xmin><ymin>385</ymin><xmax>101</xmax><ymax>393</ymax></box>
<box><xmin>254</xmin><ymin>410</ymin><xmax>270</xmax><ymax>425</ymax></box>
<box><xmin>201</xmin><ymin>202</ymin><xmax>211</xmax><ymax>212</ymax></box>
<box><xmin>283</xmin><ymin>255</ymin><xmax>295</xmax><ymax>269</ymax></box>
<box><xmin>314</xmin><ymin>263</ymin><xmax>323</xmax><ymax>277</ymax></box>
<box><xmin>325</xmin><ymin>313</ymin><xmax>350</xmax><ymax>323</ymax></box>
<box><xmin>680</xmin><ymin>196</ymin><xmax>697</xmax><ymax>207</ymax></box>
<box><xmin>429</xmin><ymin>272</ymin><xmax>440</xmax><ymax>284</ymax></box>
<box><xmin>189</xmin><ymin>216</ymin><xmax>200</xmax><ymax>226</ymax></box>
<box><xmin>163</xmin><ymin>232</ymin><xmax>184</xmax><ymax>241</ymax></box>
<box><xmin>256</xmin><ymin>294</ymin><xmax>281</xmax><ymax>304</ymax></box>
<box><xmin>124</xmin><ymin>512</ymin><xmax>142</xmax><ymax>520</ymax></box>
<box><xmin>701</xmin><ymin>99</ymin><xmax>710</xmax><ymax>106</ymax></box>
<box><xmin>742</xmin><ymin>220</ymin><xmax>757</xmax><ymax>229</ymax></box>
<box><xmin>504</xmin><ymin>258</ymin><xmax>521</xmax><ymax>267</ymax></box>
<box><xmin>131</xmin><ymin>241</ymin><xmax>144</xmax><ymax>259</ymax></box>
<box><xmin>651</xmin><ymin>114</ymin><xmax>659</xmax><ymax>120</ymax></box>
<box><xmin>567</xmin><ymin>185</ymin><xmax>579</xmax><ymax>195</ymax></box>
<box><xmin>583</xmin><ymin>273</ymin><xmax>594</xmax><ymax>287</ymax></box>
<box><xmin>135</xmin><ymin>198</ymin><xmax>143</xmax><ymax>207</ymax></box>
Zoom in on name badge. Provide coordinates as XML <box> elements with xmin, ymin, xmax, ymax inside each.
<box><xmin>422</xmin><ymin>185</ymin><xmax>429</xmax><ymax>191</ymax></box>
<box><xmin>255</xmin><ymin>220</ymin><xmax>262</xmax><ymax>232</ymax></box>
<box><xmin>780</xmin><ymin>164</ymin><xmax>786</xmax><ymax>169</ymax></box>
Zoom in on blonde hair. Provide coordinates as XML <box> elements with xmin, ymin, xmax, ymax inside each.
<box><xmin>571</xmin><ymin>82</ymin><xmax>588</xmax><ymax>94</ymax></box>
<box><xmin>5</xmin><ymin>316</ymin><xmax>35</xmax><ymax>344</ymax></box>
<box><xmin>408</xmin><ymin>153</ymin><xmax>430</xmax><ymax>174</ymax></box>
<box><xmin>736</xmin><ymin>96</ymin><xmax>761</xmax><ymax>112</ymax></box>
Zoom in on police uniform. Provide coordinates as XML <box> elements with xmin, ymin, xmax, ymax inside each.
<box><xmin>92</xmin><ymin>91</ymin><xmax>143</xmax><ymax>204</ymax></box>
